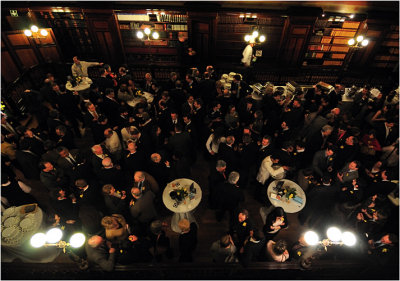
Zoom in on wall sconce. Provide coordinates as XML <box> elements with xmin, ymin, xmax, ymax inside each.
<box><xmin>136</xmin><ymin>27</ymin><xmax>159</xmax><ymax>40</ymax></box>
<box><xmin>24</xmin><ymin>25</ymin><xmax>48</xmax><ymax>39</ymax></box>
<box><xmin>30</xmin><ymin>227</ymin><xmax>86</xmax><ymax>253</ymax></box>
<box><xmin>244</xmin><ymin>30</ymin><xmax>266</xmax><ymax>43</ymax></box>
<box><xmin>348</xmin><ymin>35</ymin><xmax>369</xmax><ymax>48</ymax></box>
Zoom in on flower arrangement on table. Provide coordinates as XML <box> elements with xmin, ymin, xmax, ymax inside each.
<box><xmin>169</xmin><ymin>182</ymin><xmax>196</xmax><ymax>207</ymax></box>
<box><xmin>67</xmin><ymin>75</ymin><xmax>84</xmax><ymax>87</ymax></box>
<box><xmin>283</xmin><ymin>186</ymin><xmax>297</xmax><ymax>199</ymax></box>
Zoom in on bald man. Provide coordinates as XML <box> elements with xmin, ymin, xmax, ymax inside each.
<box><xmin>85</xmin><ymin>235</ymin><xmax>116</xmax><ymax>272</ymax></box>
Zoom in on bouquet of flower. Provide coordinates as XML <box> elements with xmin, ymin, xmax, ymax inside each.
<box><xmin>169</xmin><ymin>182</ymin><xmax>188</xmax><ymax>203</ymax></box>
<box><xmin>284</xmin><ymin>186</ymin><xmax>297</xmax><ymax>199</ymax></box>
<box><xmin>75</xmin><ymin>76</ymin><xmax>83</xmax><ymax>85</ymax></box>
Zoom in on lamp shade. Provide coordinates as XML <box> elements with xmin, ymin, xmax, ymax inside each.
<box><xmin>259</xmin><ymin>35</ymin><xmax>266</xmax><ymax>42</ymax></box>
<box><xmin>348</xmin><ymin>38</ymin><xmax>355</xmax><ymax>46</ymax></box>
<box><xmin>30</xmin><ymin>233</ymin><xmax>46</xmax><ymax>248</ymax></box>
<box><xmin>152</xmin><ymin>31</ymin><xmax>159</xmax><ymax>39</ymax></box>
<box><xmin>356</xmin><ymin>35</ymin><xmax>364</xmax><ymax>42</ymax></box>
<box><xmin>304</xmin><ymin>231</ymin><xmax>319</xmax><ymax>246</ymax></box>
<box><xmin>137</xmin><ymin>31</ymin><xmax>144</xmax><ymax>39</ymax></box>
<box><xmin>46</xmin><ymin>228</ymin><xmax>63</xmax><ymax>243</ymax></box>
<box><xmin>342</xmin><ymin>231</ymin><xmax>356</xmax><ymax>246</ymax></box>
<box><xmin>361</xmin><ymin>39</ymin><xmax>369</xmax><ymax>47</ymax></box>
<box><xmin>69</xmin><ymin>233</ymin><xmax>86</xmax><ymax>248</ymax></box>
<box><xmin>327</xmin><ymin>227</ymin><xmax>342</xmax><ymax>242</ymax></box>
<box><xmin>144</xmin><ymin>28</ymin><xmax>151</xmax><ymax>35</ymax></box>
<box><xmin>244</xmin><ymin>34</ymin><xmax>251</xmax><ymax>42</ymax></box>
<box><xmin>24</xmin><ymin>30</ymin><xmax>32</xmax><ymax>37</ymax></box>
<box><xmin>40</xmin><ymin>29</ymin><xmax>48</xmax><ymax>37</ymax></box>
<box><xmin>252</xmin><ymin>30</ymin><xmax>259</xmax><ymax>38</ymax></box>
<box><xmin>31</xmin><ymin>25</ymin><xmax>39</xmax><ymax>32</ymax></box>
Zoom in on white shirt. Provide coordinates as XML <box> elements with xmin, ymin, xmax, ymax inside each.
<box><xmin>71</xmin><ymin>61</ymin><xmax>100</xmax><ymax>77</ymax></box>
<box><xmin>206</xmin><ymin>134</ymin><xmax>226</xmax><ymax>154</ymax></box>
<box><xmin>256</xmin><ymin>156</ymin><xmax>285</xmax><ymax>185</ymax></box>
<box><xmin>105</xmin><ymin>131</ymin><xmax>122</xmax><ymax>153</ymax></box>
<box><xmin>241</xmin><ymin>44</ymin><xmax>253</xmax><ymax>67</ymax></box>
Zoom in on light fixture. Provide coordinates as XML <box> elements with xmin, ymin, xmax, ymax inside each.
<box><xmin>137</xmin><ymin>31</ymin><xmax>144</xmax><ymax>39</ymax></box>
<box><xmin>152</xmin><ymin>31</ymin><xmax>159</xmax><ymax>39</ymax></box>
<box><xmin>30</xmin><ymin>229</ymin><xmax>86</xmax><ymax>253</ymax></box>
<box><xmin>322</xmin><ymin>13</ymin><xmax>325</xmax><ymax>17</ymax></box>
<box><xmin>342</xmin><ymin>231</ymin><xmax>356</xmax><ymax>246</ymax></box>
<box><xmin>350</xmin><ymin>14</ymin><xmax>355</xmax><ymax>19</ymax></box>
<box><xmin>348</xmin><ymin>35</ymin><xmax>369</xmax><ymax>48</ymax></box>
<box><xmin>326</xmin><ymin>227</ymin><xmax>342</xmax><ymax>242</ymax></box>
<box><xmin>46</xmin><ymin>228</ymin><xmax>63</xmax><ymax>243</ymax></box>
<box><xmin>24</xmin><ymin>25</ymin><xmax>49</xmax><ymax>39</ymax></box>
<box><xmin>304</xmin><ymin>231</ymin><xmax>319</xmax><ymax>246</ymax></box>
<box><xmin>244</xmin><ymin>29</ymin><xmax>266</xmax><ymax>44</ymax></box>
<box><xmin>144</xmin><ymin>28</ymin><xmax>151</xmax><ymax>35</ymax></box>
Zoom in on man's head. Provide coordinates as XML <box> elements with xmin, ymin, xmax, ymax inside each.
<box><xmin>216</xmin><ymin>160</ymin><xmax>226</xmax><ymax>172</ymax></box>
<box><xmin>131</xmin><ymin>187</ymin><xmax>142</xmax><ymax>199</ymax></box>
<box><xmin>349</xmin><ymin>160</ymin><xmax>360</xmax><ymax>170</ymax></box>
<box><xmin>272</xmin><ymin>240</ymin><xmax>288</xmax><ymax>255</ymax></box>
<box><xmin>102</xmin><ymin>184</ymin><xmax>115</xmax><ymax>195</ymax></box>
<box><xmin>171</xmin><ymin>112</ymin><xmax>178</xmax><ymax>121</ymax></box>
<box><xmin>145</xmin><ymin>73</ymin><xmax>152</xmax><ymax>81</ymax></box>
<box><xmin>88</xmin><ymin>235</ymin><xmax>104</xmax><ymax>248</ymax></box>
<box><xmin>150</xmin><ymin>153</ymin><xmax>162</xmax><ymax>163</ymax></box>
<box><xmin>75</xmin><ymin>178</ymin><xmax>88</xmax><ymax>190</ymax></box>
<box><xmin>55</xmin><ymin>125</ymin><xmax>67</xmax><ymax>136</ymax></box>
<box><xmin>73</xmin><ymin>56</ymin><xmax>80</xmax><ymax>64</ymax></box>
<box><xmin>381</xmin><ymin>233</ymin><xmax>398</xmax><ymax>245</ymax></box>
<box><xmin>321</xmin><ymin>124</ymin><xmax>333</xmax><ymax>137</ymax></box>
<box><xmin>105</xmin><ymin>88</ymin><xmax>115</xmax><ymax>98</ymax></box>
<box><xmin>134</xmin><ymin>171</ymin><xmax>145</xmax><ymax>183</ymax></box>
<box><xmin>238</xmin><ymin>209</ymin><xmax>249</xmax><ymax>222</ymax></box>
<box><xmin>40</xmin><ymin>161</ymin><xmax>54</xmax><ymax>172</ymax></box>
<box><xmin>228</xmin><ymin>171</ymin><xmax>240</xmax><ymax>185</ymax></box>
<box><xmin>104</xmin><ymin>128</ymin><xmax>113</xmax><ymax>138</ymax></box>
<box><xmin>102</xmin><ymin>157</ymin><xmax>113</xmax><ymax>169</ymax></box>
<box><xmin>262</xmin><ymin>135</ymin><xmax>271</xmax><ymax>147</ymax></box>
<box><xmin>86</xmin><ymin>102</ymin><xmax>96</xmax><ymax>113</ymax></box>
<box><xmin>91</xmin><ymin>144</ymin><xmax>103</xmax><ymax>155</ymax></box>
<box><xmin>226</xmin><ymin>135</ymin><xmax>235</xmax><ymax>146</ymax></box>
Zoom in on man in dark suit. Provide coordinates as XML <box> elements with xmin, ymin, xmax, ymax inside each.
<box><xmin>219</xmin><ymin>135</ymin><xmax>240</xmax><ymax>171</ymax></box>
<box><xmin>1</xmin><ymin>113</ymin><xmax>20</xmax><ymax>143</ymax></box>
<box><xmin>122</xmin><ymin>140</ymin><xmax>147</xmax><ymax>177</ymax></box>
<box><xmin>167</xmin><ymin>124</ymin><xmax>194</xmax><ymax>164</ymax></box>
<box><xmin>129</xmin><ymin>187</ymin><xmax>157</xmax><ymax>235</ymax></box>
<box><xmin>256</xmin><ymin>135</ymin><xmax>274</xmax><ymax>167</ymax></box>
<box><xmin>208</xmin><ymin>160</ymin><xmax>228</xmax><ymax>209</ymax></box>
<box><xmin>312</xmin><ymin>145</ymin><xmax>336</xmax><ymax>180</ymax></box>
<box><xmin>183</xmin><ymin>115</ymin><xmax>199</xmax><ymax>148</ymax></box>
<box><xmin>101</xmin><ymin>88</ymin><xmax>121</xmax><ymax>127</ymax></box>
<box><xmin>18</xmin><ymin>127</ymin><xmax>46</xmax><ymax>157</ymax></box>
<box><xmin>75</xmin><ymin>178</ymin><xmax>105</xmax><ymax>213</ymax></box>
<box><xmin>133</xmin><ymin>171</ymin><xmax>160</xmax><ymax>196</ymax></box>
<box><xmin>163</xmin><ymin>111</ymin><xmax>183</xmax><ymax>137</ymax></box>
<box><xmin>102</xmin><ymin>184</ymin><xmax>128</xmax><ymax>216</ymax></box>
<box><xmin>230</xmin><ymin>75</ymin><xmax>252</xmax><ymax>103</ymax></box>
<box><xmin>55</xmin><ymin>125</ymin><xmax>76</xmax><ymax>149</ymax></box>
<box><xmin>90</xmin><ymin>144</ymin><xmax>113</xmax><ymax>177</ymax></box>
<box><xmin>15</xmin><ymin>143</ymin><xmax>41</xmax><ymax>180</ymax></box>
<box><xmin>216</xmin><ymin>171</ymin><xmax>244</xmax><ymax>229</ymax></box>
<box><xmin>241</xmin><ymin>230</ymin><xmax>266</xmax><ymax>268</ymax></box>
<box><xmin>183</xmin><ymin>74</ymin><xmax>199</xmax><ymax>98</ymax></box>
<box><xmin>85</xmin><ymin>235</ymin><xmax>116</xmax><ymax>272</ymax></box>
<box><xmin>95</xmin><ymin>67</ymin><xmax>114</xmax><ymax>95</ymax></box>
<box><xmin>197</xmin><ymin>72</ymin><xmax>216</xmax><ymax>107</ymax></box>
<box><xmin>305</xmin><ymin>124</ymin><xmax>334</xmax><ymax>164</ymax></box>
<box><xmin>98</xmin><ymin>157</ymin><xmax>127</xmax><ymax>190</ymax></box>
<box><xmin>366</xmin><ymin>170</ymin><xmax>397</xmax><ymax>197</ymax></box>
<box><xmin>39</xmin><ymin>161</ymin><xmax>70</xmax><ymax>191</ymax></box>
<box><xmin>83</xmin><ymin>102</ymin><xmax>102</xmax><ymax>132</ymax></box>
<box><xmin>374</xmin><ymin>119</ymin><xmax>398</xmax><ymax>148</ymax></box>
<box><xmin>181</xmin><ymin>95</ymin><xmax>195</xmax><ymax>117</ymax></box>
<box><xmin>147</xmin><ymin>153</ymin><xmax>171</xmax><ymax>192</ymax></box>
<box><xmin>56</xmin><ymin>146</ymin><xmax>90</xmax><ymax>181</ymax></box>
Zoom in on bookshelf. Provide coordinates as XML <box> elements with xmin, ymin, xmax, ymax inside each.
<box><xmin>215</xmin><ymin>13</ymin><xmax>285</xmax><ymax>67</ymax></box>
<box><xmin>302</xmin><ymin>18</ymin><xmax>361</xmax><ymax>68</ymax></box>
<box><xmin>371</xmin><ymin>24</ymin><xmax>399</xmax><ymax>69</ymax></box>
<box><xmin>116</xmin><ymin>12</ymin><xmax>188</xmax><ymax>66</ymax></box>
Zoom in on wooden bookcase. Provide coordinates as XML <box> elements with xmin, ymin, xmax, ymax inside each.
<box><xmin>371</xmin><ymin>24</ymin><xmax>399</xmax><ymax>69</ymax></box>
<box><xmin>215</xmin><ymin>13</ymin><xmax>285</xmax><ymax>67</ymax></box>
<box><xmin>116</xmin><ymin>12</ymin><xmax>188</xmax><ymax>67</ymax></box>
<box><xmin>302</xmin><ymin>18</ymin><xmax>361</xmax><ymax>68</ymax></box>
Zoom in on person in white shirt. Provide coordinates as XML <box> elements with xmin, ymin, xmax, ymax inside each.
<box><xmin>71</xmin><ymin>56</ymin><xmax>103</xmax><ymax>77</ymax></box>
<box><xmin>241</xmin><ymin>40</ymin><xmax>255</xmax><ymax>67</ymax></box>
<box><xmin>256</xmin><ymin>153</ymin><xmax>286</xmax><ymax>185</ymax></box>
<box><xmin>104</xmin><ymin>128</ymin><xmax>122</xmax><ymax>162</ymax></box>
<box><xmin>266</xmin><ymin>239</ymin><xmax>289</xmax><ymax>263</ymax></box>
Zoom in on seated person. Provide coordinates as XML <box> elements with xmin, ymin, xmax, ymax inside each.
<box><xmin>266</xmin><ymin>239</ymin><xmax>290</xmax><ymax>263</ymax></box>
<box><xmin>210</xmin><ymin>233</ymin><xmax>238</xmax><ymax>263</ymax></box>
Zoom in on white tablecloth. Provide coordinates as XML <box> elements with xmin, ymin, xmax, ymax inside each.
<box><xmin>66</xmin><ymin>77</ymin><xmax>92</xmax><ymax>92</ymax></box>
<box><xmin>1</xmin><ymin>204</ymin><xmax>61</xmax><ymax>262</ymax></box>
<box><xmin>162</xmin><ymin>178</ymin><xmax>202</xmax><ymax>233</ymax></box>
<box><xmin>267</xmin><ymin>179</ymin><xmax>306</xmax><ymax>213</ymax></box>
<box><xmin>127</xmin><ymin>92</ymin><xmax>154</xmax><ymax>108</ymax></box>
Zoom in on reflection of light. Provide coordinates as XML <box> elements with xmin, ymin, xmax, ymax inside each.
<box><xmin>30</xmin><ymin>233</ymin><xmax>46</xmax><ymax>248</ymax></box>
<box><xmin>46</xmin><ymin>228</ymin><xmax>63</xmax><ymax>243</ymax></box>
<box><xmin>239</xmin><ymin>14</ymin><xmax>244</xmax><ymax>18</ymax></box>
<box><xmin>342</xmin><ymin>231</ymin><xmax>356</xmax><ymax>246</ymax></box>
<box><xmin>137</xmin><ymin>31</ymin><xmax>144</xmax><ymax>39</ymax></box>
<box><xmin>304</xmin><ymin>231</ymin><xmax>319</xmax><ymax>246</ymax></box>
<box><xmin>244</xmin><ymin>35</ymin><xmax>251</xmax><ymax>42</ymax></box>
<box><xmin>70</xmin><ymin>233</ymin><xmax>86</xmax><ymax>248</ymax></box>
<box><xmin>152</xmin><ymin>32</ymin><xmax>159</xmax><ymax>39</ymax></box>
<box><xmin>327</xmin><ymin>227</ymin><xmax>342</xmax><ymax>242</ymax></box>
<box><xmin>40</xmin><ymin>29</ymin><xmax>48</xmax><ymax>37</ymax></box>
<box><xmin>144</xmin><ymin>28</ymin><xmax>151</xmax><ymax>35</ymax></box>
<box><xmin>24</xmin><ymin>30</ymin><xmax>32</xmax><ymax>36</ymax></box>
<box><xmin>252</xmin><ymin>30</ymin><xmax>259</xmax><ymax>38</ymax></box>
<box><xmin>356</xmin><ymin>35</ymin><xmax>364</xmax><ymax>42</ymax></box>
<box><xmin>348</xmin><ymin>38</ymin><xmax>355</xmax><ymax>45</ymax></box>
<box><xmin>259</xmin><ymin>35</ymin><xmax>266</xmax><ymax>42</ymax></box>
<box><xmin>31</xmin><ymin>25</ymin><xmax>39</xmax><ymax>33</ymax></box>
<box><xmin>350</xmin><ymin>14</ymin><xmax>354</xmax><ymax>19</ymax></box>
<box><xmin>361</xmin><ymin>39</ymin><xmax>369</xmax><ymax>47</ymax></box>
<box><xmin>322</xmin><ymin>14</ymin><xmax>325</xmax><ymax>17</ymax></box>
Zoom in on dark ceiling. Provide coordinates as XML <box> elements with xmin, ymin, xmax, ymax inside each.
<box><xmin>1</xmin><ymin>1</ymin><xmax>399</xmax><ymax>16</ymax></box>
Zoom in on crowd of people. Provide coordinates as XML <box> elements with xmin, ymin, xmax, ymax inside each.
<box><xmin>1</xmin><ymin>55</ymin><xmax>399</xmax><ymax>271</ymax></box>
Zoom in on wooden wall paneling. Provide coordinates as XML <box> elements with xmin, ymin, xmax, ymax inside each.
<box><xmin>6</xmin><ymin>33</ymin><xmax>30</xmax><ymax>46</ymax></box>
<box><xmin>15</xmin><ymin>48</ymin><xmax>38</xmax><ymax>69</ymax></box>
<box><xmin>282</xmin><ymin>24</ymin><xmax>310</xmax><ymax>66</ymax></box>
<box><xmin>38</xmin><ymin>46</ymin><xmax>60</xmax><ymax>62</ymax></box>
<box><xmin>1</xmin><ymin>51</ymin><xmax>20</xmax><ymax>83</ymax></box>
